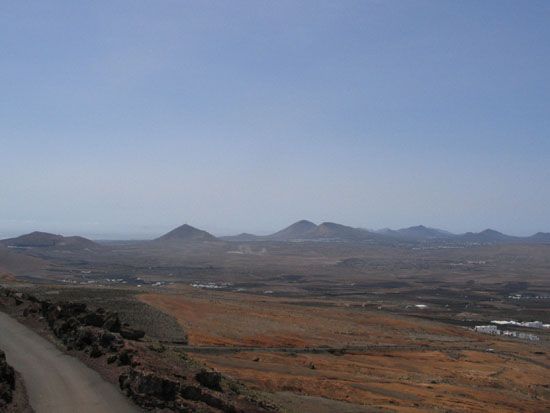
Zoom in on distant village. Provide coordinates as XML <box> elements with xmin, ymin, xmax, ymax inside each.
<box><xmin>473</xmin><ymin>319</ymin><xmax>549</xmax><ymax>342</ymax></box>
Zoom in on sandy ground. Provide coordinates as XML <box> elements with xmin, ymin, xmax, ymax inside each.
<box><xmin>0</xmin><ymin>312</ymin><xmax>139</xmax><ymax>413</ymax></box>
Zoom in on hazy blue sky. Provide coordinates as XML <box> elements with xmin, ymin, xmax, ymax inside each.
<box><xmin>1</xmin><ymin>1</ymin><xmax>549</xmax><ymax>238</ymax></box>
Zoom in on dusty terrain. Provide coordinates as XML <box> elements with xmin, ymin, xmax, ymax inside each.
<box><xmin>140</xmin><ymin>288</ymin><xmax>550</xmax><ymax>412</ymax></box>
<box><xmin>1</xmin><ymin>238</ymin><xmax>549</xmax><ymax>412</ymax></box>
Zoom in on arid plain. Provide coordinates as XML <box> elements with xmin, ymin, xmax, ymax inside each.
<box><xmin>1</xmin><ymin>223</ymin><xmax>549</xmax><ymax>412</ymax></box>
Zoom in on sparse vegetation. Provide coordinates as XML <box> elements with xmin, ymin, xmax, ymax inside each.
<box><xmin>1</xmin><ymin>231</ymin><xmax>549</xmax><ymax>412</ymax></box>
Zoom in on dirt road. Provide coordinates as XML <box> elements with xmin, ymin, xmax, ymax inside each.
<box><xmin>0</xmin><ymin>311</ymin><xmax>138</xmax><ymax>413</ymax></box>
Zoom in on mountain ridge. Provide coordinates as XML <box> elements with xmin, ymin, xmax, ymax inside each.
<box><xmin>0</xmin><ymin>231</ymin><xmax>99</xmax><ymax>249</ymax></box>
<box><xmin>220</xmin><ymin>222</ymin><xmax>550</xmax><ymax>244</ymax></box>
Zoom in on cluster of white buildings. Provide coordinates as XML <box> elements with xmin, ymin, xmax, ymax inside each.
<box><xmin>473</xmin><ymin>325</ymin><xmax>540</xmax><ymax>341</ymax></box>
<box><xmin>190</xmin><ymin>281</ymin><xmax>232</xmax><ymax>290</ymax></box>
<box><xmin>63</xmin><ymin>278</ymin><xmax>133</xmax><ymax>286</ymax></box>
<box><xmin>508</xmin><ymin>293</ymin><xmax>550</xmax><ymax>300</ymax></box>
<box><xmin>500</xmin><ymin>330</ymin><xmax>539</xmax><ymax>341</ymax></box>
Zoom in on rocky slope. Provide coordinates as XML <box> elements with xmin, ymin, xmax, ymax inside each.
<box><xmin>0</xmin><ymin>287</ymin><xmax>276</xmax><ymax>413</ymax></box>
<box><xmin>0</xmin><ymin>349</ymin><xmax>15</xmax><ymax>409</ymax></box>
<box><xmin>0</xmin><ymin>348</ymin><xmax>30</xmax><ymax>413</ymax></box>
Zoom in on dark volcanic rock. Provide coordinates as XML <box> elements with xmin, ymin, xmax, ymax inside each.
<box><xmin>179</xmin><ymin>386</ymin><xmax>234</xmax><ymax>412</ymax></box>
<box><xmin>102</xmin><ymin>313</ymin><xmax>122</xmax><ymax>333</ymax></box>
<box><xmin>180</xmin><ymin>384</ymin><xmax>203</xmax><ymax>401</ymax></box>
<box><xmin>52</xmin><ymin>317</ymin><xmax>80</xmax><ymax>338</ymax></box>
<box><xmin>43</xmin><ymin>302</ymin><xmax>86</xmax><ymax>327</ymax></box>
<box><xmin>27</xmin><ymin>297</ymin><xmax>129</xmax><ymax>357</ymax></box>
<box><xmin>22</xmin><ymin>302</ymin><xmax>40</xmax><ymax>317</ymax></box>
<box><xmin>0</xmin><ymin>350</ymin><xmax>15</xmax><ymax>406</ymax></box>
<box><xmin>79</xmin><ymin>310</ymin><xmax>106</xmax><ymax>327</ymax></box>
<box><xmin>89</xmin><ymin>344</ymin><xmax>104</xmax><ymax>358</ymax></box>
<box><xmin>120</xmin><ymin>368</ymin><xmax>238</xmax><ymax>412</ymax></box>
<box><xmin>196</xmin><ymin>369</ymin><xmax>223</xmax><ymax>391</ymax></box>
<box><xmin>117</xmin><ymin>349</ymin><xmax>135</xmax><ymax>366</ymax></box>
<box><xmin>58</xmin><ymin>302</ymin><xmax>87</xmax><ymax>318</ymax></box>
<box><xmin>119</xmin><ymin>368</ymin><xmax>179</xmax><ymax>409</ymax></box>
<box><xmin>120</xmin><ymin>328</ymin><xmax>145</xmax><ymax>341</ymax></box>
<box><xmin>75</xmin><ymin>327</ymin><xmax>98</xmax><ymax>350</ymax></box>
<box><xmin>99</xmin><ymin>331</ymin><xmax>122</xmax><ymax>350</ymax></box>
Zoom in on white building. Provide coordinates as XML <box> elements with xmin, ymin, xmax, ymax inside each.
<box><xmin>474</xmin><ymin>325</ymin><xmax>499</xmax><ymax>335</ymax></box>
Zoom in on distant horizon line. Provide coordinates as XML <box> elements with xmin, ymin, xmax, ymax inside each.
<box><xmin>0</xmin><ymin>220</ymin><xmax>549</xmax><ymax>241</ymax></box>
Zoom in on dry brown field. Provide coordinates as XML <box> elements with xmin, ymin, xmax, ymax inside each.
<box><xmin>140</xmin><ymin>287</ymin><xmax>550</xmax><ymax>412</ymax></box>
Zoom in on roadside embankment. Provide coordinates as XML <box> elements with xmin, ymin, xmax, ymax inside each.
<box><xmin>0</xmin><ymin>286</ymin><xmax>277</xmax><ymax>413</ymax></box>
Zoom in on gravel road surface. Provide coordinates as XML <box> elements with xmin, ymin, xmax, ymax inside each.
<box><xmin>0</xmin><ymin>311</ymin><xmax>138</xmax><ymax>413</ymax></box>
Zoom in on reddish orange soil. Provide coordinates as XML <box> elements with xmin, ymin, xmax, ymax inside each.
<box><xmin>195</xmin><ymin>350</ymin><xmax>548</xmax><ymax>412</ymax></box>
<box><xmin>139</xmin><ymin>289</ymin><xmax>467</xmax><ymax>348</ymax></box>
<box><xmin>140</xmin><ymin>290</ymin><xmax>550</xmax><ymax>412</ymax></box>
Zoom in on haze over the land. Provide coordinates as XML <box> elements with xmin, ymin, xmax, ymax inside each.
<box><xmin>1</xmin><ymin>1</ymin><xmax>549</xmax><ymax>238</ymax></box>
